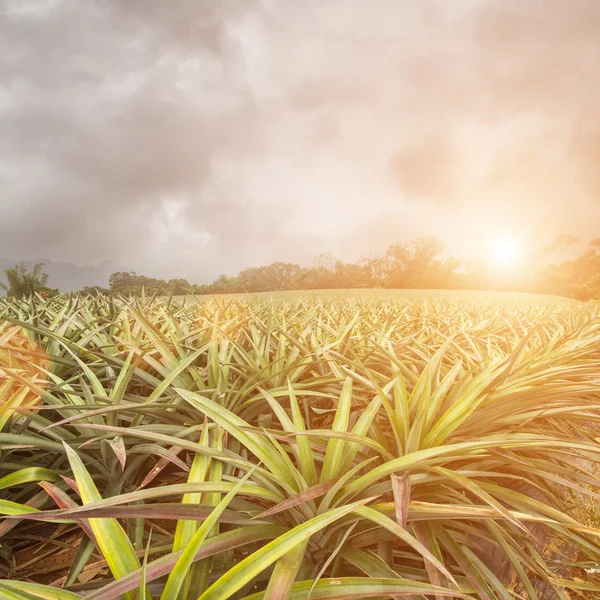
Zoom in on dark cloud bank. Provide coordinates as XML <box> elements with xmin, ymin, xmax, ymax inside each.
<box><xmin>1</xmin><ymin>0</ymin><xmax>600</xmax><ymax>288</ymax></box>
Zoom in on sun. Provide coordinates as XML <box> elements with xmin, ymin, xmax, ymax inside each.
<box><xmin>491</xmin><ymin>237</ymin><xmax>520</xmax><ymax>269</ymax></box>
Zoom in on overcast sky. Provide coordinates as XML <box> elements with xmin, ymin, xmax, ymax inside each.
<box><xmin>2</xmin><ymin>0</ymin><xmax>600</xmax><ymax>281</ymax></box>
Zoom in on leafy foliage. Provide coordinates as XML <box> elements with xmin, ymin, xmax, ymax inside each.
<box><xmin>0</xmin><ymin>263</ymin><xmax>57</xmax><ymax>298</ymax></box>
<box><xmin>94</xmin><ymin>235</ymin><xmax>600</xmax><ymax>299</ymax></box>
<box><xmin>0</xmin><ymin>291</ymin><xmax>600</xmax><ymax>599</ymax></box>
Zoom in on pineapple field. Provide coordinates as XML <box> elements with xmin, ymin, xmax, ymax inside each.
<box><xmin>1</xmin><ymin>290</ymin><xmax>600</xmax><ymax>599</ymax></box>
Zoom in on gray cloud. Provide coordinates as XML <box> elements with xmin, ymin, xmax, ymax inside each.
<box><xmin>389</xmin><ymin>137</ymin><xmax>458</xmax><ymax>202</ymax></box>
<box><xmin>1</xmin><ymin>0</ymin><xmax>600</xmax><ymax>283</ymax></box>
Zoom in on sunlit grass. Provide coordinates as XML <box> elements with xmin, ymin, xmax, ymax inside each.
<box><xmin>0</xmin><ymin>290</ymin><xmax>599</xmax><ymax>598</ymax></box>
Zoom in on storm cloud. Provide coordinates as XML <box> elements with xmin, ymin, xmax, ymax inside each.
<box><xmin>2</xmin><ymin>0</ymin><xmax>600</xmax><ymax>281</ymax></box>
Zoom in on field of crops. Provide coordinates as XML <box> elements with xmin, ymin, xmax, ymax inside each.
<box><xmin>1</xmin><ymin>290</ymin><xmax>600</xmax><ymax>599</ymax></box>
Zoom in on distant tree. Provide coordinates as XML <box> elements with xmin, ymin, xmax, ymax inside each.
<box><xmin>210</xmin><ymin>274</ymin><xmax>233</xmax><ymax>294</ymax></box>
<box><xmin>78</xmin><ymin>285</ymin><xmax>111</xmax><ymax>296</ymax></box>
<box><xmin>167</xmin><ymin>278</ymin><xmax>192</xmax><ymax>295</ymax></box>
<box><xmin>264</xmin><ymin>262</ymin><xmax>301</xmax><ymax>290</ymax></box>
<box><xmin>108</xmin><ymin>271</ymin><xmax>170</xmax><ymax>296</ymax></box>
<box><xmin>236</xmin><ymin>267</ymin><xmax>264</xmax><ymax>292</ymax></box>
<box><xmin>100</xmin><ymin>234</ymin><xmax>600</xmax><ymax>300</ymax></box>
<box><xmin>334</xmin><ymin>261</ymin><xmax>372</xmax><ymax>288</ymax></box>
<box><xmin>109</xmin><ymin>271</ymin><xmax>138</xmax><ymax>292</ymax></box>
<box><xmin>358</xmin><ymin>255</ymin><xmax>388</xmax><ymax>287</ymax></box>
<box><xmin>383</xmin><ymin>237</ymin><xmax>447</xmax><ymax>288</ymax></box>
<box><xmin>292</xmin><ymin>266</ymin><xmax>336</xmax><ymax>290</ymax></box>
<box><xmin>0</xmin><ymin>262</ymin><xmax>57</xmax><ymax>298</ymax></box>
<box><xmin>191</xmin><ymin>284</ymin><xmax>211</xmax><ymax>295</ymax></box>
<box><xmin>313</xmin><ymin>253</ymin><xmax>336</xmax><ymax>270</ymax></box>
<box><xmin>385</xmin><ymin>243</ymin><xmax>410</xmax><ymax>287</ymax></box>
<box><xmin>410</xmin><ymin>236</ymin><xmax>445</xmax><ymax>269</ymax></box>
<box><xmin>542</xmin><ymin>238</ymin><xmax>600</xmax><ymax>300</ymax></box>
<box><xmin>227</xmin><ymin>262</ymin><xmax>302</xmax><ymax>293</ymax></box>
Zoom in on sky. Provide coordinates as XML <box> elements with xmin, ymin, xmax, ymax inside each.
<box><xmin>2</xmin><ymin>0</ymin><xmax>600</xmax><ymax>282</ymax></box>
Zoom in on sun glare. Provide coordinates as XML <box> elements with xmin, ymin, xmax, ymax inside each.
<box><xmin>491</xmin><ymin>237</ymin><xmax>520</xmax><ymax>269</ymax></box>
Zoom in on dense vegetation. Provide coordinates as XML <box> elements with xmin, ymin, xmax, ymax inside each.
<box><xmin>0</xmin><ymin>262</ymin><xmax>59</xmax><ymax>299</ymax></box>
<box><xmin>2</xmin><ymin>236</ymin><xmax>599</xmax><ymax>301</ymax></box>
<box><xmin>100</xmin><ymin>236</ymin><xmax>600</xmax><ymax>301</ymax></box>
<box><xmin>1</xmin><ymin>291</ymin><xmax>600</xmax><ymax>599</ymax></box>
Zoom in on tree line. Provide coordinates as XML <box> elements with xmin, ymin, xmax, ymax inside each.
<box><xmin>2</xmin><ymin>235</ymin><xmax>599</xmax><ymax>300</ymax></box>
